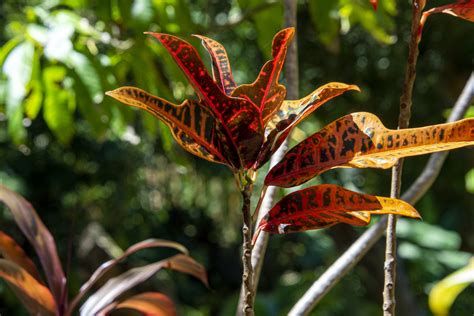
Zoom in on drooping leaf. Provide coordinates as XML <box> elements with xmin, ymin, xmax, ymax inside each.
<box><xmin>193</xmin><ymin>35</ymin><xmax>237</xmax><ymax>95</ymax></box>
<box><xmin>257</xmin><ymin>184</ymin><xmax>420</xmax><ymax>235</ymax></box>
<box><xmin>80</xmin><ymin>254</ymin><xmax>208</xmax><ymax>316</ymax></box>
<box><xmin>146</xmin><ymin>33</ymin><xmax>265</xmax><ymax>169</ymax></box>
<box><xmin>69</xmin><ymin>238</ymin><xmax>188</xmax><ymax>315</ymax></box>
<box><xmin>232</xmin><ymin>28</ymin><xmax>294</xmax><ymax>124</ymax></box>
<box><xmin>0</xmin><ymin>231</ymin><xmax>42</xmax><ymax>282</ymax></box>
<box><xmin>24</xmin><ymin>50</ymin><xmax>43</xmax><ymax>120</ymax></box>
<box><xmin>106</xmin><ymin>87</ymin><xmax>230</xmax><ymax>165</ymax></box>
<box><xmin>419</xmin><ymin>0</ymin><xmax>474</xmax><ymax>41</ymax></box>
<box><xmin>0</xmin><ymin>185</ymin><xmax>66</xmax><ymax>310</ymax></box>
<box><xmin>0</xmin><ymin>259</ymin><xmax>56</xmax><ymax>316</ymax></box>
<box><xmin>266</xmin><ymin>112</ymin><xmax>474</xmax><ymax>187</ymax></box>
<box><xmin>102</xmin><ymin>292</ymin><xmax>177</xmax><ymax>316</ymax></box>
<box><xmin>256</xmin><ymin>83</ymin><xmax>359</xmax><ymax>168</ymax></box>
<box><xmin>429</xmin><ymin>258</ymin><xmax>474</xmax><ymax>316</ymax></box>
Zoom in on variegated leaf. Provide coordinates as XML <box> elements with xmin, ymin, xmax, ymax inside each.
<box><xmin>194</xmin><ymin>35</ymin><xmax>237</xmax><ymax>95</ymax></box>
<box><xmin>266</xmin><ymin>112</ymin><xmax>474</xmax><ymax>187</ymax></box>
<box><xmin>0</xmin><ymin>231</ymin><xmax>42</xmax><ymax>282</ymax></box>
<box><xmin>106</xmin><ymin>87</ymin><xmax>230</xmax><ymax>165</ymax></box>
<box><xmin>98</xmin><ymin>292</ymin><xmax>177</xmax><ymax>316</ymax></box>
<box><xmin>419</xmin><ymin>0</ymin><xmax>474</xmax><ymax>41</ymax></box>
<box><xmin>0</xmin><ymin>259</ymin><xmax>56</xmax><ymax>316</ymax></box>
<box><xmin>232</xmin><ymin>28</ymin><xmax>294</xmax><ymax>124</ymax></box>
<box><xmin>258</xmin><ymin>184</ymin><xmax>420</xmax><ymax>234</ymax></box>
<box><xmin>146</xmin><ymin>32</ymin><xmax>264</xmax><ymax>169</ymax></box>
<box><xmin>256</xmin><ymin>83</ymin><xmax>359</xmax><ymax>168</ymax></box>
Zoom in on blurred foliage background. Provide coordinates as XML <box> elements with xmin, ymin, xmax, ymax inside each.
<box><xmin>0</xmin><ymin>0</ymin><xmax>473</xmax><ymax>315</ymax></box>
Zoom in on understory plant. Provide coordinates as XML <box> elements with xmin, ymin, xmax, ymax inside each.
<box><xmin>106</xmin><ymin>1</ymin><xmax>474</xmax><ymax>314</ymax></box>
<box><xmin>0</xmin><ymin>184</ymin><xmax>208</xmax><ymax>315</ymax></box>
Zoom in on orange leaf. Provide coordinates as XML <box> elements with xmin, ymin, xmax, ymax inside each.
<box><xmin>111</xmin><ymin>292</ymin><xmax>177</xmax><ymax>316</ymax></box>
<box><xmin>0</xmin><ymin>230</ymin><xmax>42</xmax><ymax>282</ymax></box>
<box><xmin>257</xmin><ymin>184</ymin><xmax>420</xmax><ymax>234</ymax></box>
<box><xmin>266</xmin><ymin>112</ymin><xmax>474</xmax><ymax>187</ymax></box>
<box><xmin>419</xmin><ymin>0</ymin><xmax>474</xmax><ymax>41</ymax></box>
<box><xmin>0</xmin><ymin>259</ymin><xmax>56</xmax><ymax>315</ymax></box>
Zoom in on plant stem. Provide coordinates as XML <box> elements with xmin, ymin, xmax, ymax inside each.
<box><xmin>383</xmin><ymin>1</ymin><xmax>423</xmax><ymax>314</ymax></box>
<box><xmin>241</xmin><ymin>184</ymin><xmax>255</xmax><ymax>316</ymax></box>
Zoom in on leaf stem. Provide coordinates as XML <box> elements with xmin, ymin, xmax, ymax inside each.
<box><xmin>384</xmin><ymin>1</ymin><xmax>424</xmax><ymax>314</ymax></box>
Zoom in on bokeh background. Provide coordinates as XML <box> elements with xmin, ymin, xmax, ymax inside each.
<box><xmin>0</xmin><ymin>0</ymin><xmax>473</xmax><ymax>315</ymax></box>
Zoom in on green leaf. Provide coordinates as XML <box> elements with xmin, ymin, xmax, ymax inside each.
<box><xmin>24</xmin><ymin>49</ymin><xmax>43</xmax><ymax>119</ymax></box>
<box><xmin>67</xmin><ymin>51</ymin><xmax>103</xmax><ymax>104</ymax></box>
<box><xmin>397</xmin><ymin>219</ymin><xmax>461</xmax><ymax>250</ymax></box>
<box><xmin>309</xmin><ymin>0</ymin><xmax>340</xmax><ymax>48</ymax></box>
<box><xmin>465</xmin><ymin>168</ymin><xmax>474</xmax><ymax>193</ymax></box>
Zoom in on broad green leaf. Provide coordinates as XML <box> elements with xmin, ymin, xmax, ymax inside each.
<box><xmin>80</xmin><ymin>254</ymin><xmax>208</xmax><ymax>316</ymax></box>
<box><xmin>0</xmin><ymin>259</ymin><xmax>56</xmax><ymax>316</ymax></box>
<box><xmin>257</xmin><ymin>184</ymin><xmax>420</xmax><ymax>235</ymax></box>
<box><xmin>465</xmin><ymin>168</ymin><xmax>474</xmax><ymax>193</ymax></box>
<box><xmin>429</xmin><ymin>258</ymin><xmax>474</xmax><ymax>316</ymax></box>
<box><xmin>0</xmin><ymin>184</ymin><xmax>66</xmax><ymax>309</ymax></box>
<box><xmin>67</xmin><ymin>51</ymin><xmax>103</xmax><ymax>104</ymax></box>
<box><xmin>0</xmin><ymin>231</ymin><xmax>42</xmax><ymax>282</ymax></box>
<box><xmin>419</xmin><ymin>0</ymin><xmax>474</xmax><ymax>42</ymax></box>
<box><xmin>194</xmin><ymin>35</ymin><xmax>237</xmax><ymax>96</ymax></box>
<box><xmin>24</xmin><ymin>49</ymin><xmax>43</xmax><ymax>119</ymax></box>
<box><xmin>103</xmin><ymin>292</ymin><xmax>177</xmax><ymax>316</ymax></box>
<box><xmin>0</xmin><ymin>37</ymin><xmax>22</xmax><ymax>68</ymax></box>
<box><xmin>43</xmin><ymin>66</ymin><xmax>75</xmax><ymax>144</ymax></box>
<box><xmin>397</xmin><ymin>220</ymin><xmax>461</xmax><ymax>250</ymax></box>
<box><xmin>69</xmin><ymin>238</ymin><xmax>188</xmax><ymax>315</ymax></box>
<box><xmin>266</xmin><ymin>112</ymin><xmax>474</xmax><ymax>187</ymax></box>
<box><xmin>253</xmin><ymin>2</ymin><xmax>284</xmax><ymax>60</ymax></box>
<box><xmin>309</xmin><ymin>0</ymin><xmax>340</xmax><ymax>47</ymax></box>
<box><xmin>232</xmin><ymin>28</ymin><xmax>294</xmax><ymax>124</ymax></box>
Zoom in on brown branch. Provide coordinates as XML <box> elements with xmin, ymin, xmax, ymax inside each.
<box><xmin>288</xmin><ymin>71</ymin><xmax>474</xmax><ymax>316</ymax></box>
<box><xmin>384</xmin><ymin>1</ymin><xmax>424</xmax><ymax>314</ymax></box>
<box><xmin>241</xmin><ymin>184</ymin><xmax>255</xmax><ymax>316</ymax></box>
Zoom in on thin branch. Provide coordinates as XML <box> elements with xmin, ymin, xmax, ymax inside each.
<box><xmin>241</xmin><ymin>184</ymin><xmax>255</xmax><ymax>316</ymax></box>
<box><xmin>383</xmin><ymin>1</ymin><xmax>424</xmax><ymax>314</ymax></box>
<box><xmin>288</xmin><ymin>71</ymin><xmax>474</xmax><ymax>316</ymax></box>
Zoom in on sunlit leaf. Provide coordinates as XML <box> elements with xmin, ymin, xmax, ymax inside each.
<box><xmin>0</xmin><ymin>259</ymin><xmax>56</xmax><ymax>316</ymax></box>
<box><xmin>256</xmin><ymin>83</ymin><xmax>360</xmax><ymax>168</ymax></box>
<box><xmin>232</xmin><ymin>28</ymin><xmax>294</xmax><ymax>124</ymax></box>
<box><xmin>69</xmin><ymin>238</ymin><xmax>189</xmax><ymax>315</ymax></box>
<box><xmin>24</xmin><ymin>49</ymin><xmax>43</xmax><ymax>119</ymax></box>
<box><xmin>0</xmin><ymin>184</ymin><xmax>66</xmax><ymax>310</ymax></box>
<box><xmin>429</xmin><ymin>258</ymin><xmax>474</xmax><ymax>316</ymax></box>
<box><xmin>80</xmin><ymin>254</ymin><xmax>207</xmax><ymax>316</ymax></box>
<box><xmin>194</xmin><ymin>35</ymin><xmax>237</xmax><ymax>95</ymax></box>
<box><xmin>67</xmin><ymin>51</ymin><xmax>104</xmax><ymax>104</ymax></box>
<box><xmin>0</xmin><ymin>231</ymin><xmax>41</xmax><ymax>282</ymax></box>
<box><xmin>106</xmin><ymin>87</ymin><xmax>229</xmax><ymax>165</ymax></box>
<box><xmin>266</xmin><ymin>112</ymin><xmax>474</xmax><ymax>187</ymax></box>
<box><xmin>104</xmin><ymin>292</ymin><xmax>177</xmax><ymax>316</ymax></box>
<box><xmin>257</xmin><ymin>184</ymin><xmax>420</xmax><ymax>235</ymax></box>
<box><xmin>419</xmin><ymin>0</ymin><xmax>474</xmax><ymax>41</ymax></box>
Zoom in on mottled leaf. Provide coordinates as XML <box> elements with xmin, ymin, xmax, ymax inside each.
<box><xmin>266</xmin><ymin>112</ymin><xmax>474</xmax><ymax>187</ymax></box>
<box><xmin>193</xmin><ymin>35</ymin><xmax>236</xmax><ymax>95</ymax></box>
<box><xmin>106</xmin><ymin>87</ymin><xmax>229</xmax><ymax>165</ymax></box>
<box><xmin>258</xmin><ymin>184</ymin><xmax>420</xmax><ymax>235</ymax></box>
<box><xmin>0</xmin><ymin>185</ymin><xmax>66</xmax><ymax>310</ymax></box>
<box><xmin>256</xmin><ymin>83</ymin><xmax>359</xmax><ymax>168</ymax></box>
<box><xmin>232</xmin><ymin>28</ymin><xmax>294</xmax><ymax>124</ymax></box>
<box><xmin>80</xmin><ymin>254</ymin><xmax>207</xmax><ymax>316</ymax></box>
<box><xmin>146</xmin><ymin>32</ymin><xmax>264</xmax><ymax>169</ymax></box>
<box><xmin>0</xmin><ymin>259</ymin><xmax>56</xmax><ymax>316</ymax></box>
<box><xmin>419</xmin><ymin>0</ymin><xmax>474</xmax><ymax>41</ymax></box>
<box><xmin>103</xmin><ymin>292</ymin><xmax>177</xmax><ymax>316</ymax></box>
<box><xmin>0</xmin><ymin>231</ymin><xmax>41</xmax><ymax>282</ymax></box>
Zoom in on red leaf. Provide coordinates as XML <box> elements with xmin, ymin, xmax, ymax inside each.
<box><xmin>266</xmin><ymin>112</ymin><xmax>474</xmax><ymax>187</ymax></box>
<box><xmin>256</xmin><ymin>82</ymin><xmax>359</xmax><ymax>168</ymax></box>
<box><xmin>146</xmin><ymin>32</ymin><xmax>264</xmax><ymax>169</ymax></box>
<box><xmin>105</xmin><ymin>292</ymin><xmax>177</xmax><ymax>316</ymax></box>
<box><xmin>370</xmin><ymin>0</ymin><xmax>378</xmax><ymax>10</ymax></box>
<box><xmin>80</xmin><ymin>254</ymin><xmax>208</xmax><ymax>316</ymax></box>
<box><xmin>419</xmin><ymin>0</ymin><xmax>474</xmax><ymax>41</ymax></box>
<box><xmin>0</xmin><ymin>230</ymin><xmax>42</xmax><ymax>282</ymax></box>
<box><xmin>0</xmin><ymin>185</ymin><xmax>66</xmax><ymax>311</ymax></box>
<box><xmin>106</xmin><ymin>87</ymin><xmax>229</xmax><ymax>166</ymax></box>
<box><xmin>0</xmin><ymin>259</ymin><xmax>56</xmax><ymax>315</ymax></box>
<box><xmin>193</xmin><ymin>35</ymin><xmax>237</xmax><ymax>95</ymax></box>
<box><xmin>258</xmin><ymin>184</ymin><xmax>420</xmax><ymax>234</ymax></box>
<box><xmin>232</xmin><ymin>28</ymin><xmax>295</xmax><ymax>124</ymax></box>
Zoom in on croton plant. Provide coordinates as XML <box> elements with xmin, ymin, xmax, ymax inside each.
<box><xmin>107</xmin><ymin>27</ymin><xmax>474</xmax><ymax>234</ymax></box>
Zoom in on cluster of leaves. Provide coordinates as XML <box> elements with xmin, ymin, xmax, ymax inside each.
<box><xmin>0</xmin><ymin>184</ymin><xmax>208</xmax><ymax>315</ymax></box>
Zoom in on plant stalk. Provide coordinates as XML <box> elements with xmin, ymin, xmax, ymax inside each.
<box><xmin>383</xmin><ymin>1</ymin><xmax>424</xmax><ymax>315</ymax></box>
<box><xmin>241</xmin><ymin>184</ymin><xmax>255</xmax><ymax>316</ymax></box>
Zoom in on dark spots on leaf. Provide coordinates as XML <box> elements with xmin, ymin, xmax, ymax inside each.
<box><xmin>439</xmin><ymin>128</ymin><xmax>445</xmax><ymax>140</ymax></box>
<box><xmin>320</xmin><ymin>148</ymin><xmax>329</xmax><ymax>163</ymax></box>
<box><xmin>322</xmin><ymin>188</ymin><xmax>331</xmax><ymax>206</ymax></box>
<box><xmin>403</xmin><ymin>139</ymin><xmax>409</xmax><ymax>146</ymax></box>
<box><xmin>387</xmin><ymin>135</ymin><xmax>393</xmax><ymax>148</ymax></box>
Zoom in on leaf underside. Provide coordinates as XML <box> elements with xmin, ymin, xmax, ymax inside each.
<box><xmin>266</xmin><ymin>112</ymin><xmax>474</xmax><ymax>187</ymax></box>
<box><xmin>258</xmin><ymin>184</ymin><xmax>420</xmax><ymax>234</ymax></box>
<box><xmin>0</xmin><ymin>259</ymin><xmax>56</xmax><ymax>316</ymax></box>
